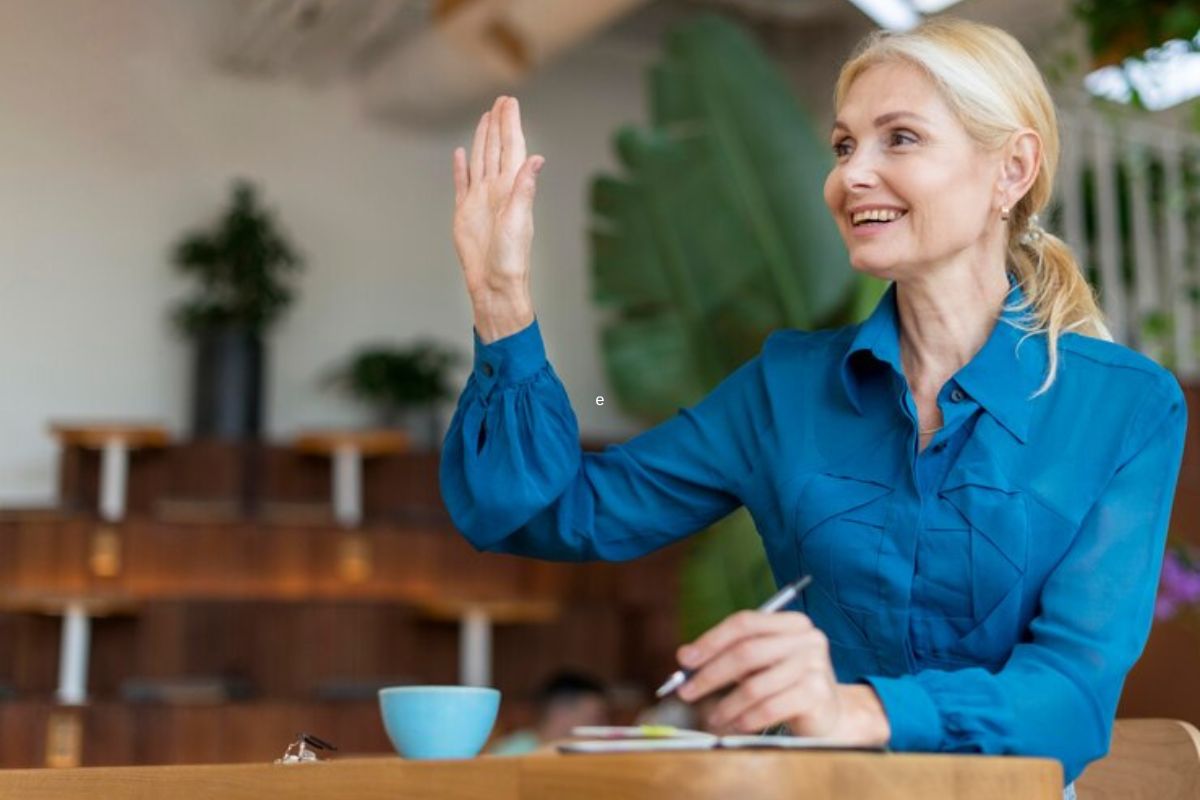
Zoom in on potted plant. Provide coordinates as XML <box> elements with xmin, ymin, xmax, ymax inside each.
<box><xmin>323</xmin><ymin>340</ymin><xmax>462</xmax><ymax>450</ymax></box>
<box><xmin>171</xmin><ymin>179</ymin><xmax>304</xmax><ymax>439</ymax></box>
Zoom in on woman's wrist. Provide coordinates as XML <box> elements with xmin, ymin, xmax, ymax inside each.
<box><xmin>472</xmin><ymin>288</ymin><xmax>535</xmax><ymax>344</ymax></box>
<box><xmin>832</xmin><ymin>684</ymin><xmax>891</xmax><ymax>746</ymax></box>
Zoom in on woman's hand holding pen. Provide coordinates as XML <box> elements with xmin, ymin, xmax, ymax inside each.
<box><xmin>452</xmin><ymin>95</ymin><xmax>544</xmax><ymax>344</ymax></box>
<box><xmin>675</xmin><ymin>610</ymin><xmax>891</xmax><ymax>746</ymax></box>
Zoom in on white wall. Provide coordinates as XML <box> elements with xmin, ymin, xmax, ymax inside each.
<box><xmin>0</xmin><ymin>0</ymin><xmax>659</xmax><ymax>505</ymax></box>
<box><xmin>0</xmin><ymin>0</ymin><xmax>1071</xmax><ymax>506</ymax></box>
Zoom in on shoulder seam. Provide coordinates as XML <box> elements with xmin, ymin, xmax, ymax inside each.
<box><xmin>1059</xmin><ymin>335</ymin><xmax>1171</xmax><ymax>379</ymax></box>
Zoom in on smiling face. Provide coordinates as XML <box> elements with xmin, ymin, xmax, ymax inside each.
<box><xmin>823</xmin><ymin>61</ymin><xmax>1006</xmax><ymax>283</ymax></box>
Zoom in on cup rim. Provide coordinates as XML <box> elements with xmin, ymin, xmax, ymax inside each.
<box><xmin>378</xmin><ymin>685</ymin><xmax>499</xmax><ymax>697</ymax></box>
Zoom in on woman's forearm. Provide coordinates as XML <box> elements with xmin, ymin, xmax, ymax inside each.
<box><xmin>472</xmin><ymin>288</ymin><xmax>536</xmax><ymax>344</ymax></box>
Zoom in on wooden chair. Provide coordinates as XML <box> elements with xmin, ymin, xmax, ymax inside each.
<box><xmin>1075</xmin><ymin>719</ymin><xmax>1200</xmax><ymax>799</ymax></box>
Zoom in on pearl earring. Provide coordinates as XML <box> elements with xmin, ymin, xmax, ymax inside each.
<box><xmin>1000</xmin><ymin>205</ymin><xmax>1010</xmax><ymax>221</ymax></box>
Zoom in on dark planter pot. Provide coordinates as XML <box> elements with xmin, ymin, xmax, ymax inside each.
<box><xmin>191</xmin><ymin>325</ymin><xmax>265</xmax><ymax>440</ymax></box>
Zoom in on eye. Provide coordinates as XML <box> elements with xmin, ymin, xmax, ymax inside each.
<box><xmin>889</xmin><ymin>129</ymin><xmax>918</xmax><ymax>147</ymax></box>
<box><xmin>832</xmin><ymin>138</ymin><xmax>852</xmax><ymax>158</ymax></box>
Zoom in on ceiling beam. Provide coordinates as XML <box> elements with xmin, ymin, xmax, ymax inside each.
<box><xmin>361</xmin><ymin>0</ymin><xmax>649</xmax><ymax>124</ymax></box>
<box><xmin>216</xmin><ymin>0</ymin><xmax>428</xmax><ymax>85</ymax></box>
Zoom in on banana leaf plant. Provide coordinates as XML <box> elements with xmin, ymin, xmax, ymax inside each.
<box><xmin>589</xmin><ymin>14</ymin><xmax>885</xmax><ymax>641</ymax></box>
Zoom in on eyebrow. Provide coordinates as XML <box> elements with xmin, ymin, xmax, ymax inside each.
<box><xmin>831</xmin><ymin>111</ymin><xmax>931</xmax><ymax>136</ymax></box>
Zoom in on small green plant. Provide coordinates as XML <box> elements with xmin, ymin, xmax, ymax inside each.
<box><xmin>171</xmin><ymin>179</ymin><xmax>304</xmax><ymax>335</ymax></box>
<box><xmin>323</xmin><ymin>342</ymin><xmax>462</xmax><ymax>425</ymax></box>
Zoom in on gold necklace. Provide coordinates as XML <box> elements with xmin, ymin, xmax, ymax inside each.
<box><xmin>919</xmin><ymin>425</ymin><xmax>943</xmax><ymax>435</ymax></box>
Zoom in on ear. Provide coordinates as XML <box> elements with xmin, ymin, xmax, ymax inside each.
<box><xmin>997</xmin><ymin>129</ymin><xmax>1041</xmax><ymax>210</ymax></box>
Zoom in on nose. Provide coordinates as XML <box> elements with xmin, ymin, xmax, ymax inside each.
<box><xmin>840</xmin><ymin>150</ymin><xmax>879</xmax><ymax>192</ymax></box>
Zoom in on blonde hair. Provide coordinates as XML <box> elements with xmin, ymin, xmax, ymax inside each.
<box><xmin>835</xmin><ymin>17</ymin><xmax>1111</xmax><ymax>394</ymax></box>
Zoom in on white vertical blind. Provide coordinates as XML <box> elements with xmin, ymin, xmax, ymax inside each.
<box><xmin>1054</xmin><ymin>104</ymin><xmax>1200</xmax><ymax>379</ymax></box>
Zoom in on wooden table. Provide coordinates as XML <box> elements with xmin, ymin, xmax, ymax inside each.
<box><xmin>414</xmin><ymin>597</ymin><xmax>560</xmax><ymax>687</ymax></box>
<box><xmin>49</xmin><ymin>423</ymin><xmax>170</xmax><ymax>523</ymax></box>
<box><xmin>0</xmin><ymin>589</ymin><xmax>140</xmax><ymax>707</ymax></box>
<box><xmin>0</xmin><ymin>750</ymin><xmax>1063</xmax><ymax>799</ymax></box>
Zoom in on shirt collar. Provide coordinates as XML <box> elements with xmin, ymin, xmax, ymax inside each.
<box><xmin>838</xmin><ymin>276</ymin><xmax>1045</xmax><ymax>443</ymax></box>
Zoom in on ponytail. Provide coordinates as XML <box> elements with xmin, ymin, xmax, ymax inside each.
<box><xmin>1006</xmin><ymin>217</ymin><xmax>1112</xmax><ymax>396</ymax></box>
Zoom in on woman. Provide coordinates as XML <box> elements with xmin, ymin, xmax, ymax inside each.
<box><xmin>440</xmin><ymin>17</ymin><xmax>1187</xmax><ymax>791</ymax></box>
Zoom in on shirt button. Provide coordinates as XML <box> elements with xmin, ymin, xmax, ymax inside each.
<box><xmin>481</xmin><ymin>362</ymin><xmax>495</xmax><ymax>378</ymax></box>
<box><xmin>949</xmin><ymin>387</ymin><xmax>965</xmax><ymax>403</ymax></box>
<box><xmin>932</xmin><ymin>442</ymin><xmax>947</xmax><ymax>453</ymax></box>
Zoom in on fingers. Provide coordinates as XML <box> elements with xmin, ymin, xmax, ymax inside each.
<box><xmin>500</xmin><ymin>96</ymin><xmax>526</xmax><ymax>175</ymax></box>
<box><xmin>465</xmin><ymin>95</ymin><xmax>527</xmax><ymax>189</ymax></box>
<box><xmin>485</xmin><ymin>95</ymin><xmax>504</xmax><ymax>177</ymax></box>
<box><xmin>723</xmin><ymin>666</ymin><xmax>838</xmax><ymax>735</ymax></box>
<box><xmin>469</xmin><ymin>111</ymin><xmax>488</xmax><ymax>186</ymax></box>
<box><xmin>461</xmin><ymin>96</ymin><xmax>530</xmax><ymax>199</ymax></box>
<box><xmin>706</xmin><ymin>659</ymin><xmax>809</xmax><ymax>732</ymax></box>
<box><xmin>679</xmin><ymin>611</ymin><xmax>813</xmax><ymax>671</ymax></box>
<box><xmin>677</xmin><ymin>630</ymin><xmax>813</xmax><ymax>703</ymax></box>
<box><xmin>453</xmin><ymin>147</ymin><xmax>468</xmax><ymax>204</ymax></box>
<box><xmin>501</xmin><ymin>155</ymin><xmax>545</xmax><ymax>221</ymax></box>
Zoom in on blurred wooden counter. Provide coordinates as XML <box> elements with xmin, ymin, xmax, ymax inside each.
<box><xmin>0</xmin><ymin>750</ymin><xmax>1063</xmax><ymax>799</ymax></box>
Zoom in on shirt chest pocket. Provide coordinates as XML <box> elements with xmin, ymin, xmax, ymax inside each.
<box><xmin>794</xmin><ymin>473</ymin><xmax>894</xmax><ymax>613</ymax></box>
<box><xmin>917</xmin><ymin>483</ymin><xmax>1029</xmax><ymax>667</ymax></box>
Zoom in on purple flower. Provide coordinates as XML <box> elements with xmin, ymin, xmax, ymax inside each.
<box><xmin>1157</xmin><ymin>549</ymin><xmax>1200</xmax><ymax>621</ymax></box>
<box><xmin>1156</xmin><ymin>595</ymin><xmax>1179</xmax><ymax>622</ymax></box>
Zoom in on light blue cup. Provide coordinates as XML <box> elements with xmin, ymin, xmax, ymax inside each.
<box><xmin>378</xmin><ymin>686</ymin><xmax>500</xmax><ymax>760</ymax></box>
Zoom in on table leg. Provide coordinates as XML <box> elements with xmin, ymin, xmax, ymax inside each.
<box><xmin>99</xmin><ymin>438</ymin><xmax>129</xmax><ymax>522</ymax></box>
<box><xmin>332</xmin><ymin>445</ymin><xmax>363</xmax><ymax>527</ymax></box>
<box><xmin>56</xmin><ymin>603</ymin><xmax>91</xmax><ymax>705</ymax></box>
<box><xmin>460</xmin><ymin>607</ymin><xmax>492</xmax><ymax>687</ymax></box>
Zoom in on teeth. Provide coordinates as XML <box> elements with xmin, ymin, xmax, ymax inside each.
<box><xmin>851</xmin><ymin>209</ymin><xmax>906</xmax><ymax>225</ymax></box>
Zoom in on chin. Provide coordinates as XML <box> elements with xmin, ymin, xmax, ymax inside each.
<box><xmin>848</xmin><ymin>257</ymin><xmax>898</xmax><ymax>281</ymax></box>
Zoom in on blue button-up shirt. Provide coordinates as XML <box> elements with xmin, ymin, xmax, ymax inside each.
<box><xmin>440</xmin><ymin>282</ymin><xmax>1187</xmax><ymax>782</ymax></box>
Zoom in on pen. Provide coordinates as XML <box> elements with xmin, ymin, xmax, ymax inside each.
<box><xmin>655</xmin><ymin>575</ymin><xmax>813</xmax><ymax>699</ymax></box>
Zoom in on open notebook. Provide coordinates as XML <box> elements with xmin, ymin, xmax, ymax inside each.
<box><xmin>558</xmin><ymin>726</ymin><xmax>886</xmax><ymax>754</ymax></box>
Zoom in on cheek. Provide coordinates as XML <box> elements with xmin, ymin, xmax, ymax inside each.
<box><xmin>822</xmin><ymin>171</ymin><xmax>841</xmax><ymax>218</ymax></box>
<box><xmin>923</xmin><ymin>186</ymin><xmax>991</xmax><ymax>243</ymax></box>
<box><xmin>906</xmin><ymin>159</ymin><xmax>985</xmax><ymax>216</ymax></box>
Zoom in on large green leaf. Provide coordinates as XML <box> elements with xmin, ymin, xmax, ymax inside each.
<box><xmin>590</xmin><ymin>14</ymin><xmax>863</xmax><ymax>422</ymax></box>
<box><xmin>587</xmin><ymin>14</ymin><xmax>883</xmax><ymax>641</ymax></box>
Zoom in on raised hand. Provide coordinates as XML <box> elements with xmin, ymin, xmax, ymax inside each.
<box><xmin>452</xmin><ymin>95</ymin><xmax>545</xmax><ymax>343</ymax></box>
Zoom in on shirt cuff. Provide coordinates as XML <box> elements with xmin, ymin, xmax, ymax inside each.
<box><xmin>472</xmin><ymin>318</ymin><xmax>547</xmax><ymax>396</ymax></box>
<box><xmin>861</xmin><ymin>674</ymin><xmax>944</xmax><ymax>752</ymax></box>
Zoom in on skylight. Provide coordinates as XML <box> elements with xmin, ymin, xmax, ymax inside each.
<box><xmin>844</xmin><ymin>0</ymin><xmax>966</xmax><ymax>32</ymax></box>
<box><xmin>841</xmin><ymin>1</ymin><xmax>1200</xmax><ymax>113</ymax></box>
<box><xmin>1085</xmin><ymin>35</ymin><xmax>1200</xmax><ymax>111</ymax></box>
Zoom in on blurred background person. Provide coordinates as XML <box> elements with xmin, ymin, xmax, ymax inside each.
<box><xmin>489</xmin><ymin>670</ymin><xmax>609</xmax><ymax>755</ymax></box>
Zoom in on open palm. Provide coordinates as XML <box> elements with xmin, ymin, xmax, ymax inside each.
<box><xmin>452</xmin><ymin>96</ymin><xmax>545</xmax><ymax>310</ymax></box>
